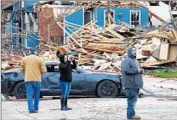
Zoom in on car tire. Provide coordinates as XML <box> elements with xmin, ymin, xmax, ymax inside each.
<box><xmin>14</xmin><ymin>82</ymin><xmax>26</xmax><ymax>99</ymax></box>
<box><xmin>97</xmin><ymin>80</ymin><xmax>118</xmax><ymax>98</ymax></box>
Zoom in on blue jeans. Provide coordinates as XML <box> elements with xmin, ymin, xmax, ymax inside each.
<box><xmin>124</xmin><ymin>88</ymin><xmax>140</xmax><ymax>119</ymax></box>
<box><xmin>60</xmin><ymin>81</ymin><xmax>71</xmax><ymax>99</ymax></box>
<box><xmin>25</xmin><ymin>81</ymin><xmax>41</xmax><ymax>112</ymax></box>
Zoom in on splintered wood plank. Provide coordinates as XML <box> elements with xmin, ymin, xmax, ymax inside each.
<box><xmin>101</xmin><ymin>31</ymin><xmax>117</xmax><ymax>38</ymax></box>
<box><xmin>146</xmin><ymin>29</ymin><xmax>173</xmax><ymax>41</ymax></box>
<box><xmin>97</xmin><ymin>38</ymin><xmax>125</xmax><ymax>44</ymax></box>
<box><xmin>141</xmin><ymin>59</ymin><xmax>176</xmax><ymax>67</ymax></box>
<box><xmin>57</xmin><ymin>22</ymin><xmax>82</xmax><ymax>47</ymax></box>
<box><xmin>159</xmin><ymin>29</ymin><xmax>174</xmax><ymax>42</ymax></box>
<box><xmin>84</xmin><ymin>43</ymin><xmax>125</xmax><ymax>54</ymax></box>
<box><xmin>105</xmin><ymin>27</ymin><xmax>125</xmax><ymax>40</ymax></box>
<box><xmin>40</xmin><ymin>43</ymin><xmax>57</xmax><ymax>50</ymax></box>
<box><xmin>171</xmin><ymin>29</ymin><xmax>177</xmax><ymax>42</ymax></box>
<box><xmin>69</xmin><ymin>48</ymin><xmax>89</xmax><ymax>55</ymax></box>
<box><xmin>108</xmin><ymin>13</ymin><xmax>115</xmax><ymax>24</ymax></box>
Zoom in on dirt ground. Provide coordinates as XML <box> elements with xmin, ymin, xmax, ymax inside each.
<box><xmin>1</xmin><ymin>76</ymin><xmax>177</xmax><ymax>120</ymax></box>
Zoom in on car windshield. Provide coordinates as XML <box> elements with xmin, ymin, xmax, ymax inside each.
<box><xmin>44</xmin><ymin>62</ymin><xmax>91</xmax><ymax>73</ymax></box>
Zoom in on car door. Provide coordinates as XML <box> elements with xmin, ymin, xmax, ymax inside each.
<box><xmin>71</xmin><ymin>70</ymin><xmax>87</xmax><ymax>94</ymax></box>
<box><xmin>41</xmin><ymin>64</ymin><xmax>60</xmax><ymax>93</ymax></box>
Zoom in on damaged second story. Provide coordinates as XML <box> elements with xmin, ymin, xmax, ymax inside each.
<box><xmin>2</xmin><ymin>0</ymin><xmax>77</xmax><ymax>50</ymax></box>
<box><xmin>2</xmin><ymin>0</ymin><xmax>39</xmax><ymax>49</ymax></box>
<box><xmin>2</xmin><ymin>1</ymin><xmax>175</xmax><ymax>50</ymax></box>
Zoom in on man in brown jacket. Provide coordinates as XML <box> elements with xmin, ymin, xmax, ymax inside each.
<box><xmin>20</xmin><ymin>48</ymin><xmax>46</xmax><ymax>113</ymax></box>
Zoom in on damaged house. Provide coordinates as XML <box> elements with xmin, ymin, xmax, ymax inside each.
<box><xmin>2</xmin><ymin>1</ymin><xmax>39</xmax><ymax>49</ymax></box>
<box><xmin>2</xmin><ymin>1</ymin><xmax>150</xmax><ymax>49</ymax></box>
<box><xmin>63</xmin><ymin>3</ymin><xmax>149</xmax><ymax>43</ymax></box>
<box><xmin>1</xmin><ymin>1</ymin><xmax>177</xmax><ymax>72</ymax></box>
<box><xmin>2</xmin><ymin>1</ymin><xmax>76</xmax><ymax>50</ymax></box>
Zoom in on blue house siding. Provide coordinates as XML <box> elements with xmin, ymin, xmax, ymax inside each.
<box><xmin>13</xmin><ymin>1</ymin><xmax>36</xmax><ymax>11</ymax></box>
<box><xmin>24</xmin><ymin>1</ymin><xmax>37</xmax><ymax>7</ymax></box>
<box><xmin>95</xmin><ymin>8</ymin><xmax>105</xmax><ymax>27</ymax></box>
<box><xmin>23</xmin><ymin>1</ymin><xmax>37</xmax><ymax>11</ymax></box>
<box><xmin>12</xmin><ymin>2</ymin><xmax>18</xmax><ymax>22</ymax></box>
<box><xmin>64</xmin><ymin>8</ymin><xmax>84</xmax><ymax>41</ymax></box>
<box><xmin>13</xmin><ymin>2</ymin><xmax>19</xmax><ymax>11</ymax></box>
<box><xmin>26</xmin><ymin>33</ymin><xmax>40</xmax><ymax>48</ymax></box>
<box><xmin>139</xmin><ymin>8</ymin><xmax>149</xmax><ymax>26</ymax></box>
<box><xmin>5</xmin><ymin>23</ymin><xmax>12</xmax><ymax>34</ymax></box>
<box><xmin>63</xmin><ymin>7</ymin><xmax>148</xmax><ymax>42</ymax></box>
<box><xmin>94</xmin><ymin>7</ymin><xmax>148</xmax><ymax>27</ymax></box>
<box><xmin>9</xmin><ymin>1</ymin><xmax>40</xmax><ymax>49</ymax></box>
<box><xmin>112</xmin><ymin>8</ymin><xmax>130</xmax><ymax>24</ymax></box>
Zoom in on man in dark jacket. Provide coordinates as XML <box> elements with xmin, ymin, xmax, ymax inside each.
<box><xmin>59</xmin><ymin>54</ymin><xmax>77</xmax><ymax>111</ymax></box>
<box><xmin>121</xmin><ymin>47</ymin><xmax>143</xmax><ymax>120</ymax></box>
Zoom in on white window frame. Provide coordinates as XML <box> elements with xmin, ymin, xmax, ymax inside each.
<box><xmin>104</xmin><ymin>9</ymin><xmax>115</xmax><ymax>27</ymax></box>
<box><xmin>130</xmin><ymin>10</ymin><xmax>141</xmax><ymax>26</ymax></box>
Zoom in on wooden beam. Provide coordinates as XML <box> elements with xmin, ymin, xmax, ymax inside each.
<box><xmin>141</xmin><ymin>59</ymin><xmax>176</xmax><ymax>67</ymax></box>
<box><xmin>105</xmin><ymin>27</ymin><xmax>125</xmax><ymax>40</ymax></box>
<box><xmin>56</xmin><ymin>22</ymin><xmax>82</xmax><ymax>48</ymax></box>
<box><xmin>171</xmin><ymin>29</ymin><xmax>177</xmax><ymax>42</ymax></box>
<box><xmin>84</xmin><ymin>43</ymin><xmax>125</xmax><ymax>54</ymax></box>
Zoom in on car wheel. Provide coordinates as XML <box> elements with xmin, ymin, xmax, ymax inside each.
<box><xmin>14</xmin><ymin>82</ymin><xmax>26</xmax><ymax>99</ymax></box>
<box><xmin>97</xmin><ymin>80</ymin><xmax>118</xmax><ymax>98</ymax></box>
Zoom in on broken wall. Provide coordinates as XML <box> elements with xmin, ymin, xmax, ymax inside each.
<box><xmin>95</xmin><ymin>7</ymin><xmax>149</xmax><ymax>28</ymax></box>
<box><xmin>39</xmin><ymin>6</ymin><xmax>63</xmax><ymax>44</ymax></box>
<box><xmin>140</xmin><ymin>1</ymin><xmax>171</xmax><ymax>27</ymax></box>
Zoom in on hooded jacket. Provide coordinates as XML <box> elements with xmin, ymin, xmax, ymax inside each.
<box><xmin>121</xmin><ymin>47</ymin><xmax>143</xmax><ymax>88</ymax></box>
<box><xmin>59</xmin><ymin>54</ymin><xmax>77</xmax><ymax>82</ymax></box>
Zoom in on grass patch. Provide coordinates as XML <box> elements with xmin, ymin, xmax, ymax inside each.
<box><xmin>152</xmin><ymin>68</ymin><xmax>177</xmax><ymax>78</ymax></box>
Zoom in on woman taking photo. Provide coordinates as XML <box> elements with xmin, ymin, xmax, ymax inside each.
<box><xmin>57</xmin><ymin>52</ymin><xmax>77</xmax><ymax>111</ymax></box>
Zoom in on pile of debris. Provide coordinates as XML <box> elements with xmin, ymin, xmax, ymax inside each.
<box><xmin>135</xmin><ymin>28</ymin><xmax>177</xmax><ymax>68</ymax></box>
<box><xmin>1</xmin><ymin>54</ymin><xmax>22</xmax><ymax>71</ymax></box>
<box><xmin>57</xmin><ymin>21</ymin><xmax>177</xmax><ymax>72</ymax></box>
<box><xmin>56</xmin><ymin>21</ymin><xmax>133</xmax><ymax>73</ymax></box>
<box><xmin>1</xmin><ymin>35</ymin><xmax>13</xmax><ymax>55</ymax></box>
<box><xmin>2</xmin><ymin>21</ymin><xmax>177</xmax><ymax>73</ymax></box>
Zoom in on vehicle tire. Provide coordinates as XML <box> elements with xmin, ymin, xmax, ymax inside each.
<box><xmin>97</xmin><ymin>80</ymin><xmax>118</xmax><ymax>98</ymax></box>
<box><xmin>14</xmin><ymin>82</ymin><xmax>26</xmax><ymax>99</ymax></box>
